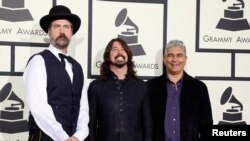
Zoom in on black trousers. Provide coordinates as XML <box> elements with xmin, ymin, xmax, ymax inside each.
<box><xmin>28</xmin><ymin>129</ymin><xmax>54</xmax><ymax>141</ymax></box>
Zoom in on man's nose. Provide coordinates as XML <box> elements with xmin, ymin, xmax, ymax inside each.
<box><xmin>59</xmin><ymin>28</ymin><xmax>66</xmax><ymax>33</ymax></box>
<box><xmin>117</xmin><ymin>49</ymin><xmax>123</xmax><ymax>54</ymax></box>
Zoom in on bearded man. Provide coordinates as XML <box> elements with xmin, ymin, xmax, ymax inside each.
<box><xmin>24</xmin><ymin>5</ymin><xmax>89</xmax><ymax>141</ymax></box>
<box><xmin>86</xmin><ymin>38</ymin><xmax>152</xmax><ymax>141</ymax></box>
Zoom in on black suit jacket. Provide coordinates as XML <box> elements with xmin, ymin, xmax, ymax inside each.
<box><xmin>146</xmin><ymin>72</ymin><xmax>213</xmax><ymax>141</ymax></box>
<box><xmin>87</xmin><ymin>73</ymin><xmax>152</xmax><ymax>141</ymax></box>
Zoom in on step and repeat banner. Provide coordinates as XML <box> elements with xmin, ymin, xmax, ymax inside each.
<box><xmin>0</xmin><ymin>0</ymin><xmax>249</xmax><ymax>140</ymax></box>
<box><xmin>196</xmin><ymin>0</ymin><xmax>250</xmax><ymax>125</ymax></box>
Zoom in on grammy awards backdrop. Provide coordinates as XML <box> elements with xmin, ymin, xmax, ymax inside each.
<box><xmin>0</xmin><ymin>0</ymin><xmax>250</xmax><ymax>140</ymax></box>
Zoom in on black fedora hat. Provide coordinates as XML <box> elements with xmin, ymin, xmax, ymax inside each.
<box><xmin>40</xmin><ymin>5</ymin><xmax>81</xmax><ymax>34</ymax></box>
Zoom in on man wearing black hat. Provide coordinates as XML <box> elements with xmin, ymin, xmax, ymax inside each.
<box><xmin>23</xmin><ymin>5</ymin><xmax>89</xmax><ymax>141</ymax></box>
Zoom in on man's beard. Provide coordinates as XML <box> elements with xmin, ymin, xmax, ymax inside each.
<box><xmin>53</xmin><ymin>34</ymin><xmax>69</xmax><ymax>49</ymax></box>
<box><xmin>110</xmin><ymin>55</ymin><xmax>127</xmax><ymax>68</ymax></box>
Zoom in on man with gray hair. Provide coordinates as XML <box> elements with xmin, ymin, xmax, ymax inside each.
<box><xmin>147</xmin><ymin>39</ymin><xmax>213</xmax><ymax>141</ymax></box>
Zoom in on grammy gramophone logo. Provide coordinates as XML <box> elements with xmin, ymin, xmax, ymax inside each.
<box><xmin>0</xmin><ymin>83</ymin><xmax>28</xmax><ymax>133</ymax></box>
<box><xmin>0</xmin><ymin>0</ymin><xmax>33</xmax><ymax>22</ymax></box>
<box><xmin>218</xmin><ymin>87</ymin><xmax>247</xmax><ymax>125</ymax></box>
<box><xmin>216</xmin><ymin>0</ymin><xmax>250</xmax><ymax>31</ymax></box>
<box><xmin>115</xmin><ymin>8</ymin><xmax>146</xmax><ymax>56</ymax></box>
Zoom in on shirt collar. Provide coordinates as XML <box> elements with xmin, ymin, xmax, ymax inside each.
<box><xmin>47</xmin><ymin>44</ymin><xmax>69</xmax><ymax>61</ymax></box>
<box><xmin>165</xmin><ymin>75</ymin><xmax>183</xmax><ymax>84</ymax></box>
<box><xmin>109</xmin><ymin>71</ymin><xmax>129</xmax><ymax>82</ymax></box>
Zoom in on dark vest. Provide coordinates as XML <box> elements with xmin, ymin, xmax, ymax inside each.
<box><xmin>28</xmin><ymin>50</ymin><xmax>84</xmax><ymax>136</ymax></box>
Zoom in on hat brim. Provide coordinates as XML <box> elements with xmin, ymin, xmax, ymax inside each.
<box><xmin>40</xmin><ymin>14</ymin><xmax>81</xmax><ymax>35</ymax></box>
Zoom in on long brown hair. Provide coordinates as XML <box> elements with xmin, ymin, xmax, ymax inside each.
<box><xmin>100</xmin><ymin>38</ymin><xmax>137</xmax><ymax>79</ymax></box>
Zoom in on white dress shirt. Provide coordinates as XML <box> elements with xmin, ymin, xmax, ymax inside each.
<box><xmin>23</xmin><ymin>45</ymin><xmax>89</xmax><ymax>141</ymax></box>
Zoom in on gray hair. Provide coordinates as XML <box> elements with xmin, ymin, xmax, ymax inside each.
<box><xmin>164</xmin><ymin>39</ymin><xmax>187</xmax><ymax>57</ymax></box>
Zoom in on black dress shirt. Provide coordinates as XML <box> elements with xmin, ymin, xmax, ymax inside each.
<box><xmin>87</xmin><ymin>72</ymin><xmax>152</xmax><ymax>141</ymax></box>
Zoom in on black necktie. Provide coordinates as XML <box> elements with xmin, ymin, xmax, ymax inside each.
<box><xmin>59</xmin><ymin>53</ymin><xmax>72</xmax><ymax>68</ymax></box>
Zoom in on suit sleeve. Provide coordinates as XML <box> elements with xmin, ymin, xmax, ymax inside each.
<box><xmin>142</xmin><ymin>86</ymin><xmax>153</xmax><ymax>141</ymax></box>
<box><xmin>198</xmin><ymin>83</ymin><xmax>213</xmax><ymax>141</ymax></box>
<box><xmin>86</xmin><ymin>82</ymin><xmax>98</xmax><ymax>141</ymax></box>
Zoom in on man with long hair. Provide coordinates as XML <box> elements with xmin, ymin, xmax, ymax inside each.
<box><xmin>87</xmin><ymin>38</ymin><xmax>152</xmax><ymax>141</ymax></box>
